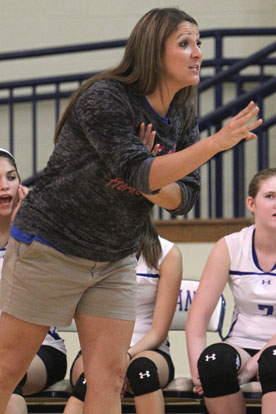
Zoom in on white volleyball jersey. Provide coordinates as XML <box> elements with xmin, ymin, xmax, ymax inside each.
<box><xmin>130</xmin><ymin>237</ymin><xmax>174</xmax><ymax>355</ymax></box>
<box><xmin>0</xmin><ymin>245</ymin><xmax>66</xmax><ymax>354</ymax></box>
<box><xmin>43</xmin><ymin>327</ymin><xmax>66</xmax><ymax>354</ymax></box>
<box><xmin>225</xmin><ymin>225</ymin><xmax>276</xmax><ymax>350</ymax></box>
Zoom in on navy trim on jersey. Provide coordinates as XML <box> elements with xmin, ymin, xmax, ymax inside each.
<box><xmin>48</xmin><ymin>327</ymin><xmax>62</xmax><ymax>341</ymax></box>
<box><xmin>252</xmin><ymin>228</ymin><xmax>276</xmax><ymax>272</ymax></box>
<box><xmin>136</xmin><ymin>272</ymin><xmax>160</xmax><ymax>279</ymax></box>
<box><xmin>0</xmin><ymin>248</ymin><xmax>5</xmax><ymax>258</ymax></box>
<box><xmin>229</xmin><ymin>270</ymin><xmax>276</xmax><ymax>276</ymax></box>
<box><xmin>222</xmin><ymin>317</ymin><xmax>238</xmax><ymax>341</ymax></box>
<box><xmin>143</xmin><ymin>96</ymin><xmax>170</xmax><ymax>124</ymax></box>
<box><xmin>229</xmin><ymin>228</ymin><xmax>276</xmax><ymax>276</ymax></box>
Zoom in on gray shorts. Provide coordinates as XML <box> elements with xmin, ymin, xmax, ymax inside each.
<box><xmin>0</xmin><ymin>237</ymin><xmax>137</xmax><ymax>326</ymax></box>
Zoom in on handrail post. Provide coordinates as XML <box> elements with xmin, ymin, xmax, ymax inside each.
<box><xmin>215</xmin><ymin>32</ymin><xmax>223</xmax><ymax>218</ymax></box>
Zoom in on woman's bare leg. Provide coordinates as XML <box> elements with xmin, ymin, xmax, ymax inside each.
<box><xmin>75</xmin><ymin>313</ymin><xmax>134</xmax><ymax>414</ymax></box>
<box><xmin>64</xmin><ymin>396</ymin><xmax>84</xmax><ymax>414</ymax></box>
<box><xmin>64</xmin><ymin>354</ymin><xmax>84</xmax><ymax>413</ymax></box>
<box><xmin>5</xmin><ymin>394</ymin><xmax>28</xmax><ymax>414</ymax></box>
<box><xmin>204</xmin><ymin>391</ymin><xmax>246</xmax><ymax>414</ymax></box>
<box><xmin>0</xmin><ymin>312</ymin><xmax>49</xmax><ymax>412</ymax></box>
<box><xmin>70</xmin><ymin>354</ymin><xmax>84</xmax><ymax>386</ymax></box>
<box><xmin>22</xmin><ymin>354</ymin><xmax>47</xmax><ymax>395</ymax></box>
<box><xmin>202</xmin><ymin>343</ymin><xmax>251</xmax><ymax>414</ymax></box>
<box><xmin>262</xmin><ymin>391</ymin><xmax>276</xmax><ymax>414</ymax></box>
<box><xmin>132</xmin><ymin>350</ymin><xmax>170</xmax><ymax>414</ymax></box>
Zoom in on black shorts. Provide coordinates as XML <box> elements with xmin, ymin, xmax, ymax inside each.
<box><xmin>37</xmin><ymin>345</ymin><xmax>67</xmax><ymax>388</ymax></box>
<box><xmin>243</xmin><ymin>348</ymin><xmax>259</xmax><ymax>357</ymax></box>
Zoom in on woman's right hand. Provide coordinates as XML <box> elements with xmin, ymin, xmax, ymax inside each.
<box><xmin>12</xmin><ymin>184</ymin><xmax>29</xmax><ymax>222</ymax></box>
<box><xmin>212</xmin><ymin>101</ymin><xmax>262</xmax><ymax>152</ymax></box>
<box><xmin>192</xmin><ymin>375</ymin><xmax>203</xmax><ymax>395</ymax></box>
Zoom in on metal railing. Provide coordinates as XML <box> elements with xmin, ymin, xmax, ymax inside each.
<box><xmin>0</xmin><ymin>28</ymin><xmax>275</xmax><ymax>218</ymax></box>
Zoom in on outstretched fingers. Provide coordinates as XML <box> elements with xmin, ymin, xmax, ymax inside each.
<box><xmin>229</xmin><ymin>102</ymin><xmax>262</xmax><ymax>140</ymax></box>
<box><xmin>235</xmin><ymin>103</ymin><xmax>262</xmax><ymax>129</ymax></box>
<box><xmin>234</xmin><ymin>101</ymin><xmax>255</xmax><ymax>121</ymax></box>
<box><xmin>246</xmin><ymin>117</ymin><xmax>263</xmax><ymax>133</ymax></box>
<box><xmin>214</xmin><ymin>101</ymin><xmax>263</xmax><ymax>152</ymax></box>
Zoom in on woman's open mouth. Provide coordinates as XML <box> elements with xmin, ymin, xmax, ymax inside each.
<box><xmin>0</xmin><ymin>195</ymin><xmax>12</xmax><ymax>206</ymax></box>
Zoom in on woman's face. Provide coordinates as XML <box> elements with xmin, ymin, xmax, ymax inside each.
<box><xmin>247</xmin><ymin>176</ymin><xmax>276</xmax><ymax>230</ymax></box>
<box><xmin>161</xmin><ymin>22</ymin><xmax>202</xmax><ymax>94</ymax></box>
<box><xmin>0</xmin><ymin>157</ymin><xmax>20</xmax><ymax>217</ymax></box>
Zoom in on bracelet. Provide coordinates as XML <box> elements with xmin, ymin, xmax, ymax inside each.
<box><xmin>127</xmin><ymin>351</ymin><xmax>132</xmax><ymax>360</ymax></box>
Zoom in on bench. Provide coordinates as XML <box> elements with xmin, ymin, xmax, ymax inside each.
<box><xmin>26</xmin><ymin>279</ymin><xmax>262</xmax><ymax>413</ymax></box>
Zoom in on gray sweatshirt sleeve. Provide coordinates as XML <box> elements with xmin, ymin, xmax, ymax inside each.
<box><xmin>166</xmin><ymin>117</ymin><xmax>200</xmax><ymax>216</ymax></box>
<box><xmin>73</xmin><ymin>80</ymin><xmax>155</xmax><ymax>194</ymax></box>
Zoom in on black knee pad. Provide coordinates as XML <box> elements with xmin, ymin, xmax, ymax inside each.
<box><xmin>126</xmin><ymin>357</ymin><xmax>161</xmax><ymax>396</ymax></box>
<box><xmin>197</xmin><ymin>343</ymin><xmax>241</xmax><ymax>398</ymax></box>
<box><xmin>258</xmin><ymin>346</ymin><xmax>276</xmax><ymax>395</ymax></box>
<box><xmin>71</xmin><ymin>372</ymin><xmax>86</xmax><ymax>402</ymax></box>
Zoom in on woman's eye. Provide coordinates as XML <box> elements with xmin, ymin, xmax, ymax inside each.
<box><xmin>180</xmin><ymin>40</ymin><xmax>189</xmax><ymax>47</ymax></box>
<box><xmin>197</xmin><ymin>40</ymin><xmax>202</xmax><ymax>48</ymax></box>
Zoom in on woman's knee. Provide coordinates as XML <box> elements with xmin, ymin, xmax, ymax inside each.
<box><xmin>85</xmin><ymin>357</ymin><xmax>126</xmax><ymax>394</ymax></box>
<box><xmin>127</xmin><ymin>357</ymin><xmax>161</xmax><ymax>396</ymax></box>
<box><xmin>258</xmin><ymin>346</ymin><xmax>276</xmax><ymax>395</ymax></box>
<box><xmin>197</xmin><ymin>343</ymin><xmax>241</xmax><ymax>398</ymax></box>
<box><xmin>5</xmin><ymin>393</ymin><xmax>28</xmax><ymax>414</ymax></box>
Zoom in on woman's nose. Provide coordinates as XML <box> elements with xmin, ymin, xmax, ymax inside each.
<box><xmin>0</xmin><ymin>178</ymin><xmax>9</xmax><ymax>190</ymax></box>
<box><xmin>192</xmin><ymin>44</ymin><xmax>202</xmax><ymax>60</ymax></box>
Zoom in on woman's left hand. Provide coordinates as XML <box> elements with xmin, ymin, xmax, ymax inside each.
<box><xmin>12</xmin><ymin>185</ymin><xmax>29</xmax><ymax>222</ymax></box>
<box><xmin>139</xmin><ymin>122</ymin><xmax>160</xmax><ymax>155</ymax></box>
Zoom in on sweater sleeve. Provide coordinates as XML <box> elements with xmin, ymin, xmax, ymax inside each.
<box><xmin>166</xmin><ymin>116</ymin><xmax>200</xmax><ymax>216</ymax></box>
<box><xmin>73</xmin><ymin>80</ymin><xmax>156</xmax><ymax>194</ymax></box>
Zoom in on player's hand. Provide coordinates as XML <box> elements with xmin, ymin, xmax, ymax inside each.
<box><xmin>192</xmin><ymin>375</ymin><xmax>204</xmax><ymax>395</ymax></box>
<box><xmin>212</xmin><ymin>101</ymin><xmax>263</xmax><ymax>152</ymax></box>
<box><xmin>11</xmin><ymin>185</ymin><xmax>29</xmax><ymax>222</ymax></box>
<box><xmin>139</xmin><ymin>122</ymin><xmax>160</xmax><ymax>155</ymax></box>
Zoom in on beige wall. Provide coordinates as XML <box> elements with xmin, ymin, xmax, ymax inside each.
<box><xmin>1</xmin><ymin>0</ymin><xmax>275</xmax><ymax>189</ymax></box>
<box><xmin>1</xmin><ymin>0</ymin><xmax>275</xmax><ymax>210</ymax></box>
<box><xmin>1</xmin><ymin>0</ymin><xmax>275</xmax><ymax>81</ymax></box>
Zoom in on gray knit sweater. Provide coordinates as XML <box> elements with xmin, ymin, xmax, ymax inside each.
<box><xmin>14</xmin><ymin>79</ymin><xmax>200</xmax><ymax>261</ymax></box>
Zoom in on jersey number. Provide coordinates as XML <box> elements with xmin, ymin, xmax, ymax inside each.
<box><xmin>258</xmin><ymin>304</ymin><xmax>274</xmax><ymax>316</ymax></box>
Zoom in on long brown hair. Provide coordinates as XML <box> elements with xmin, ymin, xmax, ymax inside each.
<box><xmin>54</xmin><ymin>7</ymin><xmax>198</xmax><ymax>143</ymax></box>
<box><xmin>139</xmin><ymin>216</ymin><xmax>162</xmax><ymax>270</ymax></box>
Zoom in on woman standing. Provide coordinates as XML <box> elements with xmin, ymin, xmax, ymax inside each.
<box><xmin>63</xmin><ymin>217</ymin><xmax>182</xmax><ymax>414</ymax></box>
<box><xmin>0</xmin><ymin>8</ymin><xmax>262</xmax><ymax>414</ymax></box>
